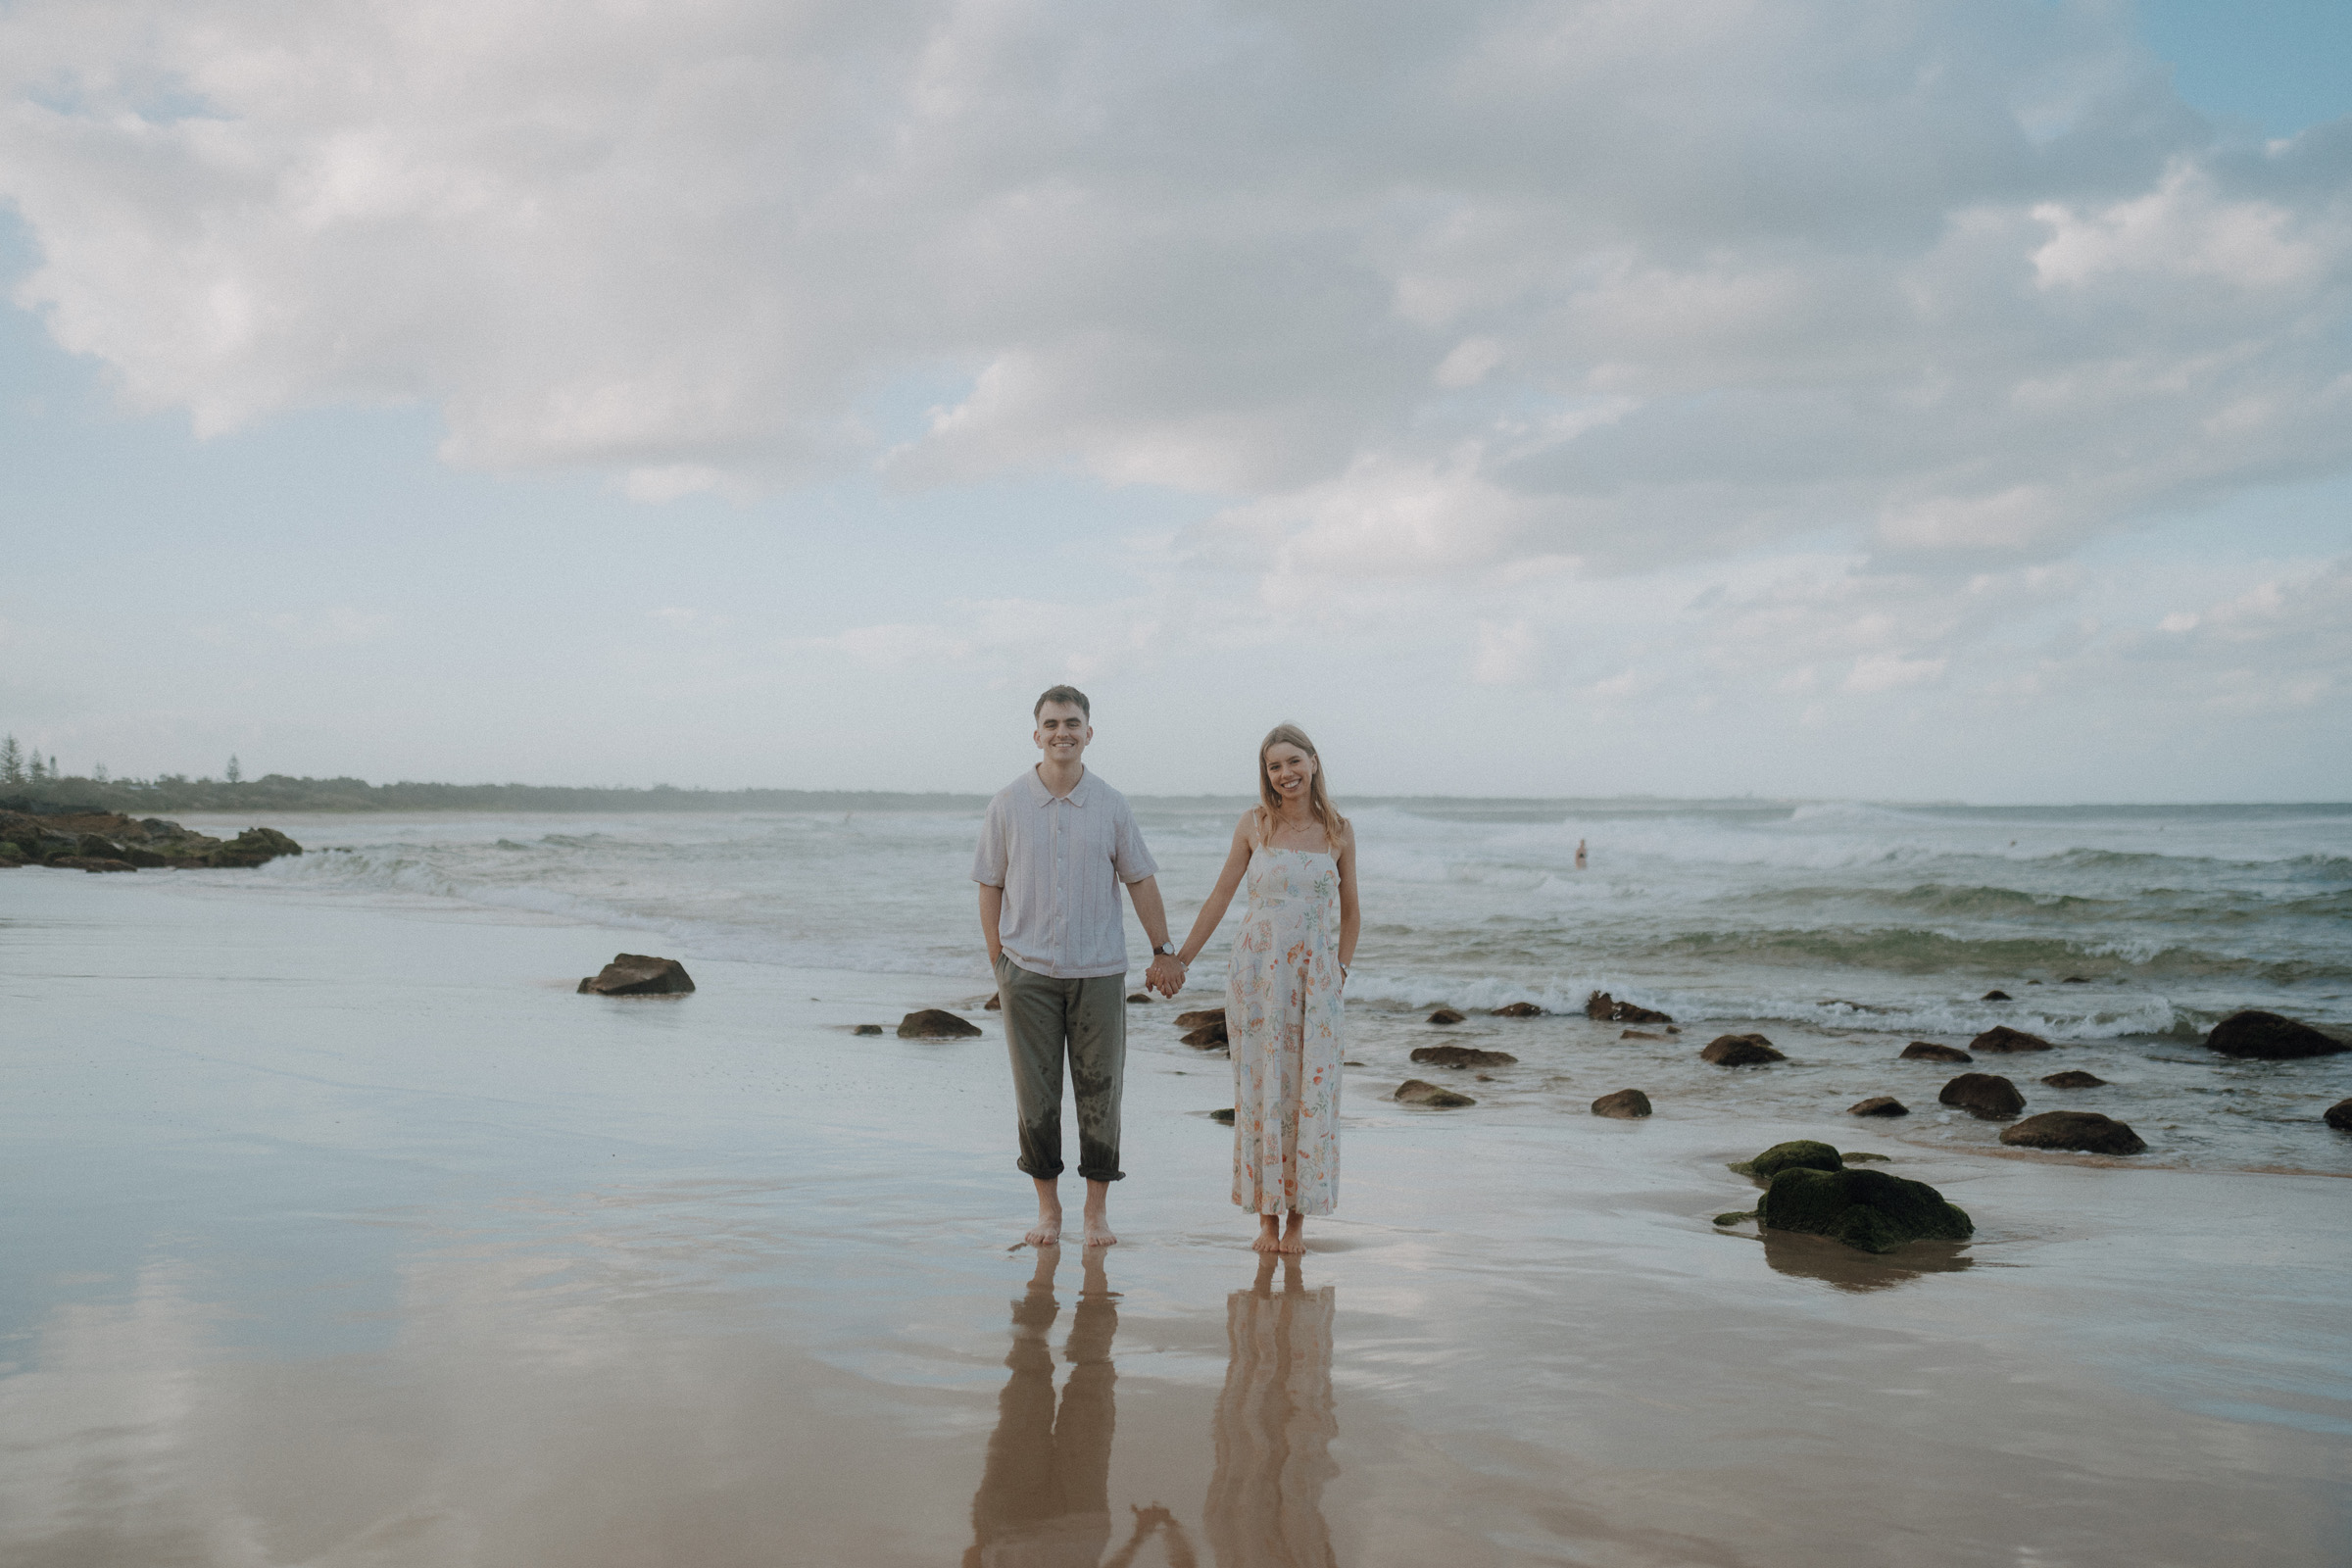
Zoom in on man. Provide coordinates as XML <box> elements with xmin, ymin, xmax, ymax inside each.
<box><xmin>974</xmin><ymin>685</ymin><xmax>1186</xmax><ymax>1249</ymax></box>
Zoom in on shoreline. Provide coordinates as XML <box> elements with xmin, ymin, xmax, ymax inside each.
<box><xmin>5</xmin><ymin>868</ymin><xmax>2350</xmax><ymax>1564</ymax></box>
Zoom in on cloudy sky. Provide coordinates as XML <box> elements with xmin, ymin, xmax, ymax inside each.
<box><xmin>2</xmin><ymin>0</ymin><xmax>2348</xmax><ymax>802</ymax></box>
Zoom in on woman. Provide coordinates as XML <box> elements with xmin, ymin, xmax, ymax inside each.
<box><xmin>1172</xmin><ymin>724</ymin><xmax>1359</xmax><ymax>1253</ymax></box>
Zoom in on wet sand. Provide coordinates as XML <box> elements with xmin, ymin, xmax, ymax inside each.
<box><xmin>3</xmin><ymin>870</ymin><xmax>2348</xmax><ymax>1566</ymax></box>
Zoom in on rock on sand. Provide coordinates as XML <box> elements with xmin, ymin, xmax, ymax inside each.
<box><xmin>577</xmin><ymin>954</ymin><xmax>696</xmax><ymax>996</ymax></box>
<box><xmin>2203</xmin><ymin>1010</ymin><xmax>2349</xmax><ymax>1059</ymax></box>
<box><xmin>2000</xmin><ymin>1111</ymin><xmax>2147</xmax><ymax>1155</ymax></box>
<box><xmin>1700</xmin><ymin>1034</ymin><xmax>1786</xmax><ymax>1066</ymax></box>
<box><xmin>1756</xmin><ymin>1165</ymin><xmax>1974</xmax><ymax>1254</ymax></box>
<box><xmin>2326</xmin><ymin>1099</ymin><xmax>2352</xmax><ymax>1133</ymax></box>
<box><xmin>1180</xmin><ymin>1023</ymin><xmax>1230</xmax><ymax>1050</ymax></box>
<box><xmin>1590</xmin><ymin>1089</ymin><xmax>1651</xmax><ymax>1118</ymax></box>
<box><xmin>1901</xmin><ymin>1042</ymin><xmax>1973</xmax><ymax>1063</ymax></box>
<box><xmin>1394</xmin><ymin>1078</ymin><xmax>1476</xmax><ymax>1108</ymax></box>
<box><xmin>898</xmin><ymin>1008</ymin><xmax>982</xmax><ymax>1039</ymax></box>
<box><xmin>1938</xmin><ymin>1072</ymin><xmax>2024</xmax><ymax>1119</ymax></box>
<box><xmin>1175</xmin><ymin>1007</ymin><xmax>1226</xmax><ymax>1029</ymax></box>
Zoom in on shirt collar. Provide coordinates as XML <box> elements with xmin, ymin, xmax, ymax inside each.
<box><xmin>1027</xmin><ymin>766</ymin><xmax>1092</xmax><ymax>807</ymax></box>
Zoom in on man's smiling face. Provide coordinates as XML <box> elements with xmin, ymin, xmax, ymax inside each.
<box><xmin>1033</xmin><ymin>701</ymin><xmax>1093</xmax><ymax>766</ymax></box>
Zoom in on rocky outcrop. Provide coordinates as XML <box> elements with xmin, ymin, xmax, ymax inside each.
<box><xmin>1394</xmin><ymin>1078</ymin><xmax>1476</xmax><ymax>1107</ymax></box>
<box><xmin>1901</xmin><ymin>1042</ymin><xmax>1972</xmax><ymax>1063</ymax></box>
<box><xmin>1590</xmin><ymin>1089</ymin><xmax>1651</xmax><ymax>1118</ymax></box>
<box><xmin>1756</xmin><ymin>1166</ymin><xmax>1974</xmax><ymax>1253</ymax></box>
<box><xmin>2327</xmin><ymin>1099</ymin><xmax>2352</xmax><ymax>1133</ymax></box>
<box><xmin>1491</xmin><ymin>1002</ymin><xmax>1544</xmax><ymax>1017</ymax></box>
<box><xmin>1938</xmin><ymin>1072</ymin><xmax>2024</xmax><ymax>1119</ymax></box>
<box><xmin>2040</xmin><ymin>1070</ymin><xmax>2104</xmax><ymax>1088</ymax></box>
<box><xmin>1969</xmin><ymin>1025</ymin><xmax>2053</xmax><ymax>1054</ymax></box>
<box><xmin>1700</xmin><ymin>1033</ymin><xmax>1785</xmax><ymax>1066</ymax></box>
<box><xmin>0</xmin><ymin>809</ymin><xmax>303</xmax><ymax>870</ymax></box>
<box><xmin>2203</xmin><ymin>1010</ymin><xmax>2349</xmax><ymax>1059</ymax></box>
<box><xmin>1180</xmin><ymin>1022</ymin><xmax>1230</xmax><ymax>1050</ymax></box>
<box><xmin>578</xmin><ymin>954</ymin><xmax>696</xmax><ymax>995</ymax></box>
<box><xmin>1999</xmin><ymin>1111</ymin><xmax>2146</xmax><ymax>1155</ymax></box>
<box><xmin>1426</xmin><ymin>1007</ymin><xmax>1466</xmax><ymax>1025</ymax></box>
<box><xmin>1848</xmin><ymin>1097</ymin><xmax>1908</xmax><ymax>1116</ymax></box>
<box><xmin>1732</xmin><ymin>1140</ymin><xmax>1843</xmax><ymax>1178</ymax></box>
<box><xmin>1410</xmin><ymin>1044</ymin><xmax>1517</xmax><ymax>1068</ymax></box>
<box><xmin>1585</xmin><ymin>991</ymin><xmax>1673</xmax><ymax>1024</ymax></box>
<box><xmin>898</xmin><ymin>1008</ymin><xmax>982</xmax><ymax>1038</ymax></box>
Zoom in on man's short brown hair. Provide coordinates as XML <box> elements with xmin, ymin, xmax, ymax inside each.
<box><xmin>1033</xmin><ymin>684</ymin><xmax>1091</xmax><ymax>719</ymax></box>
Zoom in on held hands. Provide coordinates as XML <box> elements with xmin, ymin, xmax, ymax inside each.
<box><xmin>1145</xmin><ymin>954</ymin><xmax>1187</xmax><ymax>998</ymax></box>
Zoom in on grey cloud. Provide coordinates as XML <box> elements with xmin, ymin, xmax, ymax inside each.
<box><xmin>1</xmin><ymin>0</ymin><xmax>2348</xmax><ymax>574</ymax></box>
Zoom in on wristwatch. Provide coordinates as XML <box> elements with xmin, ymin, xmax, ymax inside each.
<box><xmin>1155</xmin><ymin>942</ymin><xmax>1184</xmax><ymax>963</ymax></box>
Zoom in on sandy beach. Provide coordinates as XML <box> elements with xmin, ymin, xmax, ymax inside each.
<box><xmin>4</xmin><ymin>866</ymin><xmax>2348</xmax><ymax>1566</ymax></box>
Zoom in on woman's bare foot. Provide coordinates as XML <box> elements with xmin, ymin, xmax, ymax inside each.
<box><xmin>1252</xmin><ymin>1215</ymin><xmax>1282</xmax><ymax>1252</ymax></box>
<box><xmin>1278</xmin><ymin>1212</ymin><xmax>1306</xmax><ymax>1254</ymax></box>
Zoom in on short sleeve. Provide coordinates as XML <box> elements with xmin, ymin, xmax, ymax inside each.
<box><xmin>1110</xmin><ymin>799</ymin><xmax>1158</xmax><ymax>883</ymax></box>
<box><xmin>972</xmin><ymin>796</ymin><xmax>1009</xmax><ymax>886</ymax></box>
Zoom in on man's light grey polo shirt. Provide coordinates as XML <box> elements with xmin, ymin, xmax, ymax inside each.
<box><xmin>972</xmin><ymin>768</ymin><xmax>1159</xmax><ymax>979</ymax></box>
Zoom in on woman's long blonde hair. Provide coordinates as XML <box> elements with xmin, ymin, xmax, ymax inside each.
<box><xmin>1257</xmin><ymin>723</ymin><xmax>1347</xmax><ymax>852</ymax></box>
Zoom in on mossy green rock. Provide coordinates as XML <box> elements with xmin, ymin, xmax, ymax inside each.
<box><xmin>1729</xmin><ymin>1140</ymin><xmax>1843</xmax><ymax>1178</ymax></box>
<box><xmin>1757</xmin><ymin>1166</ymin><xmax>1974</xmax><ymax>1254</ymax></box>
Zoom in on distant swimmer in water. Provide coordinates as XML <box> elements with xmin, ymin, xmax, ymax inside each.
<box><xmin>1575</xmin><ymin>839</ymin><xmax>1588</xmax><ymax>870</ymax></box>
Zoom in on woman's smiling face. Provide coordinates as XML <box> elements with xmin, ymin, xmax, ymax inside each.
<box><xmin>1264</xmin><ymin>743</ymin><xmax>1316</xmax><ymax>802</ymax></box>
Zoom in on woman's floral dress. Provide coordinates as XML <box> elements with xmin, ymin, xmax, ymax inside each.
<box><xmin>1227</xmin><ymin>840</ymin><xmax>1345</xmax><ymax>1215</ymax></box>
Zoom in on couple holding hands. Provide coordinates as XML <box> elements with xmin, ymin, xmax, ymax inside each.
<box><xmin>974</xmin><ymin>685</ymin><xmax>1358</xmax><ymax>1254</ymax></box>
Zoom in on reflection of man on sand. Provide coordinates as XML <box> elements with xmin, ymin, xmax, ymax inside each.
<box><xmin>1205</xmin><ymin>1255</ymin><xmax>1339</xmax><ymax>1568</ymax></box>
<box><xmin>968</xmin><ymin>1248</ymin><xmax>1193</xmax><ymax>1568</ymax></box>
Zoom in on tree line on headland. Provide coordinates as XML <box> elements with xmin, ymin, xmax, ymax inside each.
<box><xmin>0</xmin><ymin>736</ymin><xmax>987</xmax><ymax>814</ymax></box>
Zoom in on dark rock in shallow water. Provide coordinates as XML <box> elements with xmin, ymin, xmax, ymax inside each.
<box><xmin>2062</xmin><ymin>976</ymin><xmax>2091</xmax><ymax>984</ymax></box>
<box><xmin>2040</xmin><ymin>1070</ymin><xmax>2105</xmax><ymax>1088</ymax></box>
<box><xmin>1700</xmin><ymin>1033</ymin><xmax>1786</xmax><ymax>1066</ymax></box>
<box><xmin>2204</xmin><ymin>1009</ymin><xmax>2349</xmax><ymax>1059</ymax></box>
<box><xmin>1394</xmin><ymin>1078</ymin><xmax>1476</xmax><ymax>1107</ymax></box>
<box><xmin>1209</xmin><ymin>1108</ymin><xmax>1235</xmax><ymax>1125</ymax></box>
<box><xmin>578</xmin><ymin>954</ymin><xmax>696</xmax><ymax>996</ymax></box>
<box><xmin>1585</xmin><ymin>990</ymin><xmax>1673</xmax><ymax>1024</ymax></box>
<box><xmin>1938</xmin><ymin>1072</ymin><xmax>2024</xmax><ymax>1119</ymax></box>
<box><xmin>1757</xmin><ymin>1165</ymin><xmax>1974</xmax><ymax>1254</ymax></box>
<box><xmin>1902</xmin><ymin>1042</ymin><xmax>1973</xmax><ymax>1063</ymax></box>
<box><xmin>1621</xmin><ymin>1028</ymin><xmax>1664</xmax><ymax>1040</ymax></box>
<box><xmin>2000</xmin><ymin>1111</ymin><xmax>2147</xmax><ymax>1155</ymax></box>
<box><xmin>1491</xmin><ymin>1002</ymin><xmax>1544</xmax><ymax>1017</ymax></box>
<box><xmin>51</xmin><ymin>856</ymin><xmax>138</xmax><ymax>872</ymax></box>
<box><xmin>1126</xmin><ymin>992</ymin><xmax>1151</xmax><ymax>1004</ymax></box>
<box><xmin>853</xmin><ymin>1024</ymin><xmax>884</xmax><ymax>1036</ymax></box>
<box><xmin>1411</xmin><ymin>1044</ymin><xmax>1517</xmax><ymax>1068</ymax></box>
<box><xmin>984</xmin><ymin>994</ymin><xmax>1002</xmax><ymax>1010</ymax></box>
<box><xmin>1591</xmin><ymin>1089</ymin><xmax>1651</xmax><ymax>1118</ymax></box>
<box><xmin>1982</xmin><ymin>989</ymin><xmax>2012</xmax><ymax>1002</ymax></box>
<box><xmin>1848</xmin><ymin>1096</ymin><xmax>1909</xmax><ymax>1116</ymax></box>
<box><xmin>1175</xmin><ymin>1006</ymin><xmax>1226</xmax><ymax>1030</ymax></box>
<box><xmin>1426</xmin><ymin>1007</ymin><xmax>1466</xmax><ymax>1025</ymax></box>
<box><xmin>212</xmin><ymin>827</ymin><xmax>305</xmax><ymax>868</ymax></box>
<box><xmin>1969</xmin><ymin>1025</ymin><xmax>2053</xmax><ymax>1054</ymax></box>
<box><xmin>1180</xmin><ymin>1022</ymin><xmax>1230</xmax><ymax>1050</ymax></box>
<box><xmin>898</xmin><ymin>1007</ymin><xmax>981</xmax><ymax>1039</ymax></box>
<box><xmin>2327</xmin><ymin>1099</ymin><xmax>2352</xmax><ymax>1133</ymax></box>
<box><xmin>1732</xmin><ymin>1140</ymin><xmax>1843</xmax><ymax>1178</ymax></box>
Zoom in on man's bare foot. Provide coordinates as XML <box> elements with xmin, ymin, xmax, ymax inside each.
<box><xmin>1278</xmin><ymin>1212</ymin><xmax>1306</xmax><ymax>1254</ymax></box>
<box><xmin>1025</xmin><ymin>1207</ymin><xmax>1062</xmax><ymax>1248</ymax></box>
<box><xmin>1081</xmin><ymin>1210</ymin><xmax>1118</xmax><ymax>1248</ymax></box>
<box><xmin>1252</xmin><ymin>1216</ymin><xmax>1282</xmax><ymax>1252</ymax></box>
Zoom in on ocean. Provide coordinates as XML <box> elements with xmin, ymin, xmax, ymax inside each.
<box><xmin>200</xmin><ymin>795</ymin><xmax>2352</xmax><ymax>1175</ymax></box>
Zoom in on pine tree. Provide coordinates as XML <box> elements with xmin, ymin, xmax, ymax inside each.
<box><xmin>27</xmin><ymin>752</ymin><xmax>46</xmax><ymax>782</ymax></box>
<box><xmin>0</xmin><ymin>735</ymin><xmax>21</xmax><ymax>785</ymax></box>
<box><xmin>226</xmin><ymin>755</ymin><xmax>243</xmax><ymax>784</ymax></box>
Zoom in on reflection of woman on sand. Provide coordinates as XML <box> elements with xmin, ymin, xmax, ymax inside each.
<box><xmin>1173</xmin><ymin>725</ymin><xmax>1359</xmax><ymax>1254</ymax></box>
<box><xmin>1204</xmin><ymin>1253</ymin><xmax>1340</xmax><ymax>1568</ymax></box>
